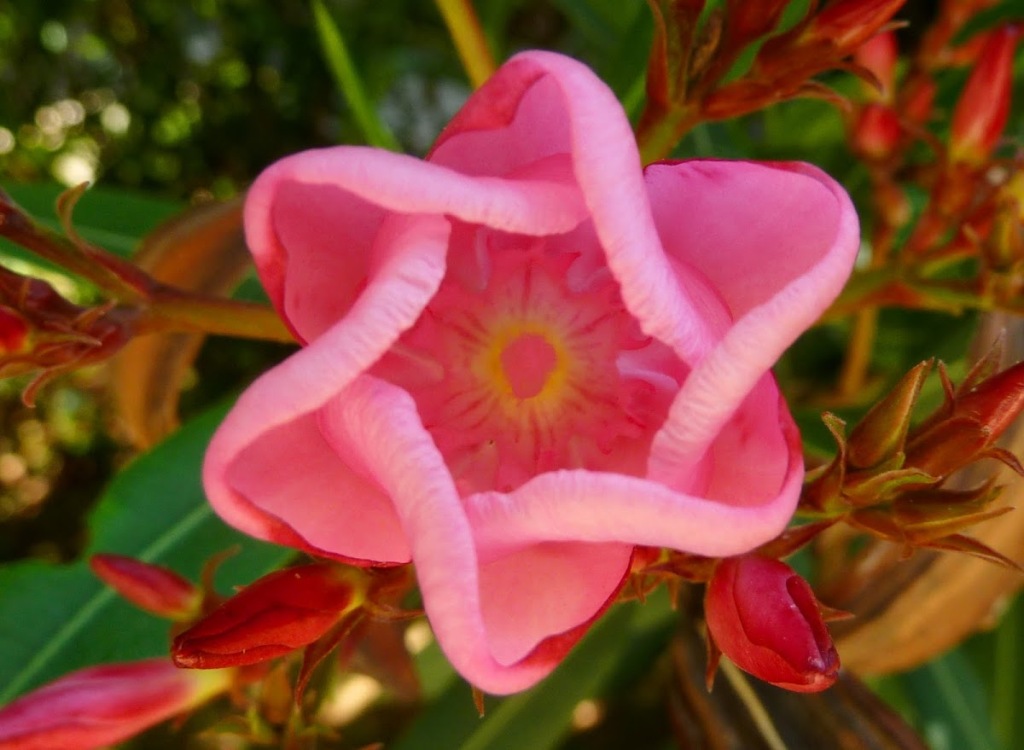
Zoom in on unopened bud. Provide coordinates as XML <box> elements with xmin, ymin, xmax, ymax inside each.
<box><xmin>705</xmin><ymin>555</ymin><xmax>839</xmax><ymax>692</ymax></box>
<box><xmin>723</xmin><ymin>0</ymin><xmax>789</xmax><ymax>50</ymax></box>
<box><xmin>852</xmin><ymin>103</ymin><xmax>903</xmax><ymax>160</ymax></box>
<box><xmin>954</xmin><ymin>359</ymin><xmax>1024</xmax><ymax>440</ymax></box>
<box><xmin>900</xmin><ymin>75</ymin><xmax>936</xmax><ymax>127</ymax></box>
<box><xmin>90</xmin><ymin>554</ymin><xmax>201</xmax><ymax>621</ymax></box>
<box><xmin>805</xmin><ymin>0</ymin><xmax>905</xmax><ymax>55</ymax></box>
<box><xmin>0</xmin><ymin>308</ymin><xmax>28</xmax><ymax>353</ymax></box>
<box><xmin>0</xmin><ymin>659</ymin><xmax>231</xmax><ymax>750</ymax></box>
<box><xmin>905</xmin><ymin>361</ymin><xmax>1024</xmax><ymax>477</ymax></box>
<box><xmin>172</xmin><ymin>563</ymin><xmax>367</xmax><ymax>669</ymax></box>
<box><xmin>855</xmin><ymin>31</ymin><xmax>898</xmax><ymax>98</ymax></box>
<box><xmin>950</xmin><ymin>25</ymin><xmax>1020</xmax><ymax>164</ymax></box>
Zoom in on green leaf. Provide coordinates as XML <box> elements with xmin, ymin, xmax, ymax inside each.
<box><xmin>901</xmin><ymin>647</ymin><xmax>1003</xmax><ymax>750</ymax></box>
<box><xmin>992</xmin><ymin>596</ymin><xmax>1022</xmax><ymax>750</ymax></box>
<box><xmin>395</xmin><ymin>590</ymin><xmax>676</xmax><ymax>750</ymax></box>
<box><xmin>1</xmin><ymin>181</ymin><xmax>180</xmax><ymax>258</ymax></box>
<box><xmin>0</xmin><ymin>402</ymin><xmax>292</xmax><ymax>704</ymax></box>
<box><xmin>311</xmin><ymin>0</ymin><xmax>401</xmax><ymax>151</ymax></box>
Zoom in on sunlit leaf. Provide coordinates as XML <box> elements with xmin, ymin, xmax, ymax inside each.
<box><xmin>0</xmin><ymin>182</ymin><xmax>179</xmax><ymax>259</ymax></box>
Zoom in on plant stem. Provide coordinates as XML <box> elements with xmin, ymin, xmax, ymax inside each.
<box><xmin>434</xmin><ymin>0</ymin><xmax>496</xmax><ymax>89</ymax></box>
<box><xmin>635</xmin><ymin>103</ymin><xmax>697</xmax><ymax>165</ymax></box>
<box><xmin>143</xmin><ymin>290</ymin><xmax>295</xmax><ymax>343</ymax></box>
<box><xmin>837</xmin><ymin>306</ymin><xmax>878</xmax><ymax>400</ymax></box>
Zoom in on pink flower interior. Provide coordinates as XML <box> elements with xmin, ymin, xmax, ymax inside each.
<box><xmin>372</xmin><ymin>220</ymin><xmax>685</xmax><ymax>496</ymax></box>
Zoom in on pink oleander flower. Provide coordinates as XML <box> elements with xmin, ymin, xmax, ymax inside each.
<box><xmin>204</xmin><ymin>50</ymin><xmax>858</xmax><ymax>694</ymax></box>
<box><xmin>705</xmin><ymin>554</ymin><xmax>840</xmax><ymax>692</ymax></box>
<box><xmin>0</xmin><ymin>659</ymin><xmax>231</xmax><ymax>750</ymax></box>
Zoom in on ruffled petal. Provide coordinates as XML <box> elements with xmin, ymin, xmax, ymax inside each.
<box><xmin>205</xmin><ymin>211</ymin><xmax>452</xmax><ymax>544</ymax></box>
<box><xmin>466</xmin><ymin>383</ymin><xmax>802</xmax><ymax>559</ymax></box>
<box><xmin>318</xmin><ymin>375</ymin><xmax>575</xmax><ymax>694</ymax></box>
<box><xmin>431</xmin><ymin>50</ymin><xmax>716</xmax><ymax>363</ymax></box>
<box><xmin>246</xmin><ymin>147</ymin><xmax>588</xmax><ymax>342</ymax></box>
<box><xmin>222</xmin><ymin>411</ymin><xmax>410</xmax><ymax>563</ymax></box>
<box><xmin>646</xmin><ymin>160</ymin><xmax>859</xmax><ymax>481</ymax></box>
<box><xmin>645</xmin><ymin>160</ymin><xmax>857</xmax><ymax>322</ymax></box>
<box><xmin>204</xmin><ymin>391</ymin><xmax>410</xmax><ymax>565</ymax></box>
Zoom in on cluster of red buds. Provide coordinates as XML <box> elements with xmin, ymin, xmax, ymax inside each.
<box><xmin>0</xmin><ymin>553</ymin><xmax>412</xmax><ymax>749</ymax></box>
<box><xmin>638</xmin><ymin>0</ymin><xmax>906</xmax><ymax>160</ymax></box>
<box><xmin>0</xmin><ymin>187</ymin><xmax>291</xmax><ymax>412</ymax></box>
<box><xmin>0</xmin><ymin>188</ymin><xmax>159</xmax><ymax>407</ymax></box>
<box><xmin>631</xmin><ymin>344</ymin><xmax>1024</xmax><ymax>695</ymax></box>
<box><xmin>0</xmin><ymin>265</ymin><xmax>137</xmax><ymax>405</ymax></box>
<box><xmin>838</xmin><ymin>6</ymin><xmax>1023</xmax><ymax>313</ymax></box>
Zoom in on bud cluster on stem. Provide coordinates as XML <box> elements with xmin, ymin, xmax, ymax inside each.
<box><xmin>637</xmin><ymin>0</ymin><xmax>907</xmax><ymax>162</ymax></box>
<box><xmin>0</xmin><ymin>186</ymin><xmax>293</xmax><ymax>405</ymax></box>
<box><xmin>803</xmin><ymin>351</ymin><xmax>1024</xmax><ymax>570</ymax></box>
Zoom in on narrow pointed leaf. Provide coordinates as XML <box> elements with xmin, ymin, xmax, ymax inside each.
<box><xmin>311</xmin><ymin>0</ymin><xmax>400</xmax><ymax>151</ymax></box>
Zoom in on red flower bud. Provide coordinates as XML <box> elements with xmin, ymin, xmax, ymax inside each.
<box><xmin>852</xmin><ymin>103</ymin><xmax>903</xmax><ymax>160</ymax></box>
<box><xmin>855</xmin><ymin>31</ymin><xmax>898</xmax><ymax>98</ymax></box>
<box><xmin>0</xmin><ymin>307</ymin><xmax>28</xmax><ymax>353</ymax></box>
<box><xmin>950</xmin><ymin>25</ymin><xmax>1020</xmax><ymax>164</ymax></box>
<box><xmin>806</xmin><ymin>0</ymin><xmax>906</xmax><ymax>54</ymax></box>
<box><xmin>900</xmin><ymin>75</ymin><xmax>936</xmax><ymax>127</ymax></box>
<box><xmin>954</xmin><ymin>359</ymin><xmax>1024</xmax><ymax>441</ymax></box>
<box><xmin>905</xmin><ymin>360</ymin><xmax>1024</xmax><ymax>477</ymax></box>
<box><xmin>705</xmin><ymin>555</ymin><xmax>839</xmax><ymax>692</ymax></box>
<box><xmin>89</xmin><ymin>554</ymin><xmax>201</xmax><ymax>621</ymax></box>
<box><xmin>172</xmin><ymin>563</ymin><xmax>367</xmax><ymax>669</ymax></box>
<box><xmin>723</xmin><ymin>0</ymin><xmax>789</xmax><ymax>49</ymax></box>
<box><xmin>0</xmin><ymin>659</ymin><xmax>231</xmax><ymax>750</ymax></box>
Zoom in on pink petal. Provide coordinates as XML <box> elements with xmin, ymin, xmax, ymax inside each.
<box><xmin>0</xmin><ymin>659</ymin><xmax>228</xmax><ymax>750</ymax></box>
<box><xmin>646</xmin><ymin>160</ymin><xmax>857</xmax><ymax>321</ymax></box>
<box><xmin>478</xmin><ymin>541</ymin><xmax>632</xmax><ymax>666</ymax></box>
<box><xmin>466</xmin><ymin>380</ymin><xmax>802</xmax><ymax>558</ymax></box>
<box><xmin>698</xmin><ymin>374</ymin><xmax>801</xmax><ymax>509</ymax></box>
<box><xmin>431</xmin><ymin>50</ymin><xmax>716</xmax><ymax>363</ymax></box>
<box><xmin>317</xmin><ymin>375</ymin><xmax>610</xmax><ymax>694</ymax></box>
<box><xmin>246</xmin><ymin>147</ymin><xmax>588</xmax><ymax>342</ymax></box>
<box><xmin>205</xmin><ymin>211</ymin><xmax>452</xmax><ymax>553</ymax></box>
<box><xmin>646</xmin><ymin>160</ymin><xmax>859</xmax><ymax>481</ymax></box>
<box><xmin>216</xmin><ymin>161</ymin><xmax>584</xmax><ymax>544</ymax></box>
<box><xmin>218</xmin><ymin>410</ymin><xmax>409</xmax><ymax>564</ymax></box>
